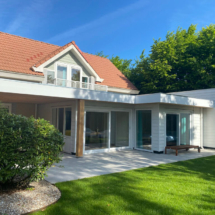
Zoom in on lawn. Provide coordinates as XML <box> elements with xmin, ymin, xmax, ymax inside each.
<box><xmin>33</xmin><ymin>156</ymin><xmax>215</xmax><ymax>215</ymax></box>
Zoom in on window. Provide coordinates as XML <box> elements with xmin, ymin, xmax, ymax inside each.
<box><xmin>136</xmin><ymin>110</ymin><xmax>152</xmax><ymax>150</ymax></box>
<box><xmin>46</xmin><ymin>63</ymin><xmax>91</xmax><ymax>89</ymax></box>
<box><xmin>180</xmin><ymin>113</ymin><xmax>190</xmax><ymax>145</ymax></box>
<box><xmin>65</xmin><ymin>108</ymin><xmax>72</xmax><ymax>136</ymax></box>
<box><xmin>47</xmin><ymin>70</ymin><xmax>55</xmax><ymax>84</ymax></box>
<box><xmin>111</xmin><ymin>111</ymin><xmax>129</xmax><ymax>147</ymax></box>
<box><xmin>52</xmin><ymin>107</ymin><xmax>72</xmax><ymax>136</ymax></box>
<box><xmin>71</xmin><ymin>69</ymin><xmax>80</xmax><ymax>81</ymax></box>
<box><xmin>85</xmin><ymin>112</ymin><xmax>109</xmax><ymax>150</ymax></box>
<box><xmin>166</xmin><ymin>114</ymin><xmax>179</xmax><ymax>146</ymax></box>
<box><xmin>57</xmin><ymin>65</ymin><xmax>67</xmax><ymax>86</ymax></box>
<box><xmin>82</xmin><ymin>77</ymin><xmax>88</xmax><ymax>88</ymax></box>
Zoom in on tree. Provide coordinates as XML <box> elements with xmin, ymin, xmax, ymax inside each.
<box><xmin>95</xmin><ymin>51</ymin><xmax>109</xmax><ymax>58</ymax></box>
<box><xmin>130</xmin><ymin>24</ymin><xmax>215</xmax><ymax>94</ymax></box>
<box><xmin>109</xmin><ymin>56</ymin><xmax>132</xmax><ymax>78</ymax></box>
<box><xmin>95</xmin><ymin>52</ymin><xmax>132</xmax><ymax>77</ymax></box>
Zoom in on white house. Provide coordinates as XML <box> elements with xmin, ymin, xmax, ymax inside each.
<box><xmin>0</xmin><ymin>32</ymin><xmax>214</xmax><ymax>156</ymax></box>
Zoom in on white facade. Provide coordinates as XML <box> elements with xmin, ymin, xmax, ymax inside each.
<box><xmin>1</xmin><ymin>78</ymin><xmax>215</xmax><ymax>154</ymax></box>
<box><xmin>170</xmin><ymin>89</ymin><xmax>215</xmax><ymax>149</ymax></box>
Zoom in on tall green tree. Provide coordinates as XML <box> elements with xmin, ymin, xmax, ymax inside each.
<box><xmin>130</xmin><ymin>24</ymin><xmax>215</xmax><ymax>94</ymax></box>
<box><xmin>95</xmin><ymin>52</ymin><xmax>132</xmax><ymax>77</ymax></box>
<box><xmin>95</xmin><ymin>51</ymin><xmax>109</xmax><ymax>58</ymax></box>
<box><xmin>109</xmin><ymin>56</ymin><xmax>132</xmax><ymax>78</ymax></box>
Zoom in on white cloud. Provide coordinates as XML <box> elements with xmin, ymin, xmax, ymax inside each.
<box><xmin>47</xmin><ymin>0</ymin><xmax>149</xmax><ymax>44</ymax></box>
<box><xmin>4</xmin><ymin>0</ymin><xmax>53</xmax><ymax>35</ymax></box>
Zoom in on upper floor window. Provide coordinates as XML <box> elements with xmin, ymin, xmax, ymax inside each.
<box><xmin>46</xmin><ymin>63</ymin><xmax>90</xmax><ymax>88</ymax></box>
<box><xmin>57</xmin><ymin>65</ymin><xmax>67</xmax><ymax>87</ymax></box>
<box><xmin>47</xmin><ymin>70</ymin><xmax>55</xmax><ymax>84</ymax></box>
<box><xmin>71</xmin><ymin>68</ymin><xmax>80</xmax><ymax>81</ymax></box>
<box><xmin>57</xmin><ymin>65</ymin><xmax>67</xmax><ymax>80</ymax></box>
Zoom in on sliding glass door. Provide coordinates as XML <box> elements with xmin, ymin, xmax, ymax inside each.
<box><xmin>85</xmin><ymin>110</ymin><xmax>130</xmax><ymax>152</ymax></box>
<box><xmin>166</xmin><ymin>113</ymin><xmax>190</xmax><ymax>146</ymax></box>
<box><xmin>85</xmin><ymin>112</ymin><xmax>109</xmax><ymax>151</ymax></box>
<box><xmin>180</xmin><ymin>113</ymin><xmax>190</xmax><ymax>145</ymax></box>
<box><xmin>136</xmin><ymin>110</ymin><xmax>152</xmax><ymax>150</ymax></box>
<box><xmin>52</xmin><ymin>107</ymin><xmax>72</xmax><ymax>152</ymax></box>
<box><xmin>166</xmin><ymin>114</ymin><xmax>179</xmax><ymax>146</ymax></box>
<box><xmin>111</xmin><ymin>111</ymin><xmax>129</xmax><ymax>147</ymax></box>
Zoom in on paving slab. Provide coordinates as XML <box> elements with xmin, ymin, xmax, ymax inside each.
<box><xmin>45</xmin><ymin>149</ymin><xmax>215</xmax><ymax>183</ymax></box>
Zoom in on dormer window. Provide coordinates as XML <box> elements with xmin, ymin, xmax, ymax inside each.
<box><xmin>47</xmin><ymin>70</ymin><xmax>55</xmax><ymax>84</ymax></box>
<box><xmin>57</xmin><ymin>65</ymin><xmax>67</xmax><ymax>87</ymax></box>
<box><xmin>45</xmin><ymin>62</ymin><xmax>107</xmax><ymax>91</ymax></box>
<box><xmin>71</xmin><ymin>68</ymin><xmax>80</xmax><ymax>81</ymax></box>
<box><xmin>45</xmin><ymin>62</ymin><xmax>89</xmax><ymax>89</ymax></box>
<box><xmin>82</xmin><ymin>77</ymin><xmax>88</xmax><ymax>88</ymax></box>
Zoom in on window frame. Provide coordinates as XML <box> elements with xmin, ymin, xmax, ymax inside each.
<box><xmin>82</xmin><ymin>76</ymin><xmax>89</xmax><ymax>89</ymax></box>
<box><xmin>134</xmin><ymin>109</ymin><xmax>153</xmax><ymax>152</ymax></box>
<box><xmin>55</xmin><ymin>62</ymin><xmax>83</xmax><ymax>86</ymax></box>
<box><xmin>83</xmin><ymin>106</ymin><xmax>132</xmax><ymax>154</ymax></box>
<box><xmin>45</xmin><ymin>62</ymin><xmax>87</xmax><ymax>87</ymax></box>
<box><xmin>71</xmin><ymin>68</ymin><xmax>81</xmax><ymax>82</ymax></box>
<box><xmin>46</xmin><ymin>70</ymin><xmax>55</xmax><ymax>85</ymax></box>
<box><xmin>51</xmin><ymin>106</ymin><xmax>72</xmax><ymax>137</ymax></box>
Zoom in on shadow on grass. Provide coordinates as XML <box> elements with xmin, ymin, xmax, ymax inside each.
<box><xmin>33</xmin><ymin>155</ymin><xmax>215</xmax><ymax>215</ymax></box>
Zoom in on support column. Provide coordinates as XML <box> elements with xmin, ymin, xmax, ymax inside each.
<box><xmin>76</xmin><ymin>99</ymin><xmax>85</xmax><ymax>157</ymax></box>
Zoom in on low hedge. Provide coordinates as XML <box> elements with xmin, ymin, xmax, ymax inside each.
<box><xmin>0</xmin><ymin>107</ymin><xmax>64</xmax><ymax>190</ymax></box>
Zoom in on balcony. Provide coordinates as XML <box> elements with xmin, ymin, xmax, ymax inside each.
<box><xmin>47</xmin><ymin>78</ymin><xmax>108</xmax><ymax>92</ymax></box>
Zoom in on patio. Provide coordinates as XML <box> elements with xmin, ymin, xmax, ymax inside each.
<box><xmin>46</xmin><ymin>148</ymin><xmax>215</xmax><ymax>183</ymax></box>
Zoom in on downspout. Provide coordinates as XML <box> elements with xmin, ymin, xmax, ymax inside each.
<box><xmin>200</xmin><ymin>108</ymin><xmax>203</xmax><ymax>149</ymax></box>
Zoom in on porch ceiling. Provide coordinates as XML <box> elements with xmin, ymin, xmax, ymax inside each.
<box><xmin>0</xmin><ymin>92</ymin><xmax>73</xmax><ymax>104</ymax></box>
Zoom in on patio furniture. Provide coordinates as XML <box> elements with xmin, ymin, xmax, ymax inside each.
<box><xmin>165</xmin><ymin>145</ymin><xmax>201</xmax><ymax>156</ymax></box>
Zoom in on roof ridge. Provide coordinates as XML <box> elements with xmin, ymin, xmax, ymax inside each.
<box><xmin>0</xmin><ymin>31</ymin><xmax>59</xmax><ymax>48</ymax></box>
<box><xmin>33</xmin><ymin>41</ymin><xmax>74</xmax><ymax>67</ymax></box>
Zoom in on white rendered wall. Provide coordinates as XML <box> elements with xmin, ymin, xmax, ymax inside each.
<box><xmin>159</xmin><ymin>104</ymin><xmax>201</xmax><ymax>152</ymax></box>
<box><xmin>170</xmin><ymin>89</ymin><xmax>215</xmax><ymax>148</ymax></box>
<box><xmin>203</xmin><ymin>108</ymin><xmax>215</xmax><ymax>148</ymax></box>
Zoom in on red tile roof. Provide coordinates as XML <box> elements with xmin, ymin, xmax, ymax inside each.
<box><xmin>82</xmin><ymin>53</ymin><xmax>137</xmax><ymax>90</ymax></box>
<box><xmin>0</xmin><ymin>32</ymin><xmax>58</xmax><ymax>76</ymax></box>
<box><xmin>0</xmin><ymin>32</ymin><xmax>137</xmax><ymax>90</ymax></box>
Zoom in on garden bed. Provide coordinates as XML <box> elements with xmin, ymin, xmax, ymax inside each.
<box><xmin>0</xmin><ymin>180</ymin><xmax>61</xmax><ymax>215</ymax></box>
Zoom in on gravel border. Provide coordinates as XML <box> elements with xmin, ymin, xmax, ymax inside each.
<box><xmin>0</xmin><ymin>180</ymin><xmax>61</xmax><ymax>215</ymax></box>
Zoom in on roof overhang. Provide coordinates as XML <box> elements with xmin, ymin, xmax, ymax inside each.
<box><xmin>32</xmin><ymin>44</ymin><xmax>103</xmax><ymax>82</ymax></box>
<box><xmin>135</xmin><ymin>93</ymin><xmax>214</xmax><ymax>108</ymax></box>
<box><xmin>108</xmin><ymin>86</ymin><xmax>139</xmax><ymax>95</ymax></box>
<box><xmin>0</xmin><ymin>70</ymin><xmax>44</xmax><ymax>82</ymax></box>
<box><xmin>0</xmin><ymin>78</ymin><xmax>214</xmax><ymax>108</ymax></box>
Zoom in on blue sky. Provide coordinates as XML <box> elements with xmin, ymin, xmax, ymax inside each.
<box><xmin>0</xmin><ymin>0</ymin><xmax>215</xmax><ymax>60</ymax></box>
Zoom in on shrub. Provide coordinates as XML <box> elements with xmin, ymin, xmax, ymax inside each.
<box><xmin>0</xmin><ymin>107</ymin><xmax>64</xmax><ymax>190</ymax></box>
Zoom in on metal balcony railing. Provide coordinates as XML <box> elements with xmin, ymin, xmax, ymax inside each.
<box><xmin>47</xmin><ymin>78</ymin><xmax>108</xmax><ymax>92</ymax></box>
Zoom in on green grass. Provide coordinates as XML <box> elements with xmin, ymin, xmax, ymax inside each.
<box><xmin>33</xmin><ymin>156</ymin><xmax>215</xmax><ymax>215</ymax></box>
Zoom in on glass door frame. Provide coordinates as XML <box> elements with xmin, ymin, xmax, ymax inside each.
<box><xmin>51</xmin><ymin>106</ymin><xmax>72</xmax><ymax>137</ymax></box>
<box><xmin>54</xmin><ymin>62</ymin><xmax>83</xmax><ymax>88</ymax></box>
<box><xmin>134</xmin><ymin>109</ymin><xmax>153</xmax><ymax>152</ymax></box>
<box><xmin>165</xmin><ymin>112</ymin><xmax>192</xmax><ymax>146</ymax></box>
<box><xmin>83</xmin><ymin>107</ymin><xmax>132</xmax><ymax>154</ymax></box>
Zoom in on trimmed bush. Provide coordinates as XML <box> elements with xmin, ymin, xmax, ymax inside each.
<box><xmin>0</xmin><ymin>107</ymin><xmax>64</xmax><ymax>190</ymax></box>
